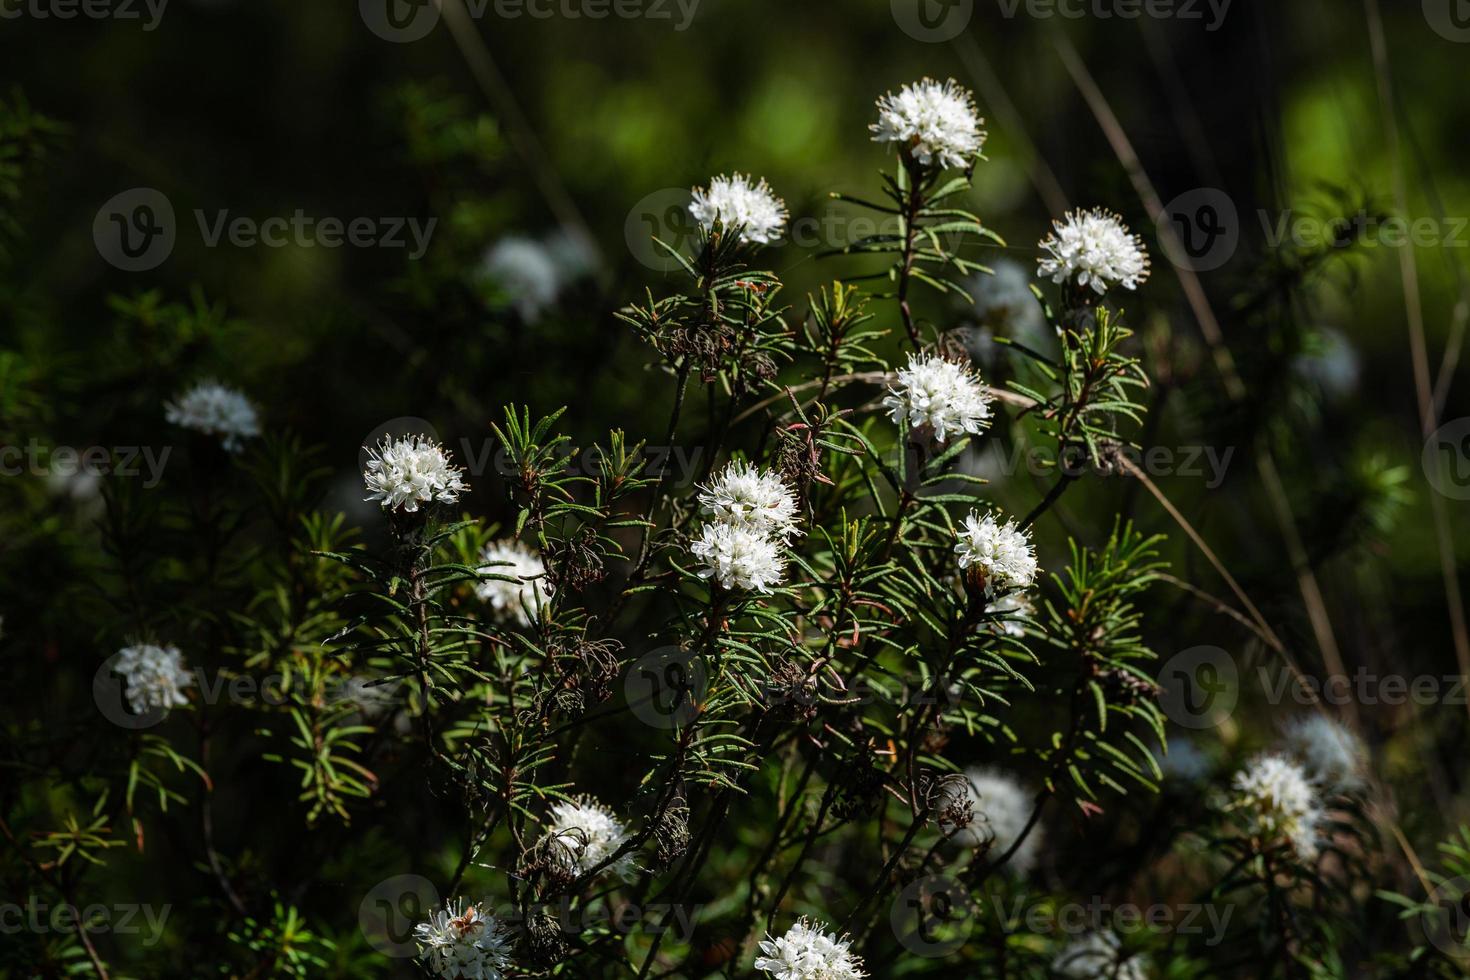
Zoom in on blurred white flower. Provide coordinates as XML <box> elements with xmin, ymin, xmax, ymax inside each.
<box><xmin>1283</xmin><ymin>715</ymin><xmax>1365</xmax><ymax>790</ymax></box>
<box><xmin>332</xmin><ymin>676</ymin><xmax>397</xmax><ymax>720</ymax></box>
<box><xmin>481</xmin><ymin>236</ymin><xmax>561</xmax><ymax>322</ymax></box>
<box><xmin>164</xmin><ymin>380</ymin><xmax>261</xmax><ymax>453</ymax></box>
<box><xmin>113</xmin><ymin>643</ymin><xmax>192</xmax><ymax>716</ymax></box>
<box><xmin>955</xmin><ymin>511</ymin><xmax>1038</xmax><ymax>593</ymax></box>
<box><xmin>543</xmin><ymin>797</ymin><xmax>636</xmax><ymax>878</ymax></box>
<box><xmin>1052</xmin><ymin>930</ymin><xmax>1147</xmax><ymax>980</ymax></box>
<box><xmin>414</xmin><ymin>900</ymin><xmax>513</xmax><ymax>980</ymax></box>
<box><xmin>1292</xmin><ymin>326</ymin><xmax>1360</xmax><ymax>402</ymax></box>
<box><xmin>1161</xmin><ymin>738</ymin><xmax>1215</xmax><ymax>784</ymax></box>
<box><xmin>754</xmin><ymin>918</ymin><xmax>866</xmax><ymax>980</ymax></box>
<box><xmin>476</xmin><ymin>539</ymin><xmax>552</xmax><ymax>626</ymax></box>
<box><xmin>698</xmin><ymin>461</ymin><xmax>801</xmax><ymax>541</ymax></box>
<box><xmin>46</xmin><ymin>467</ymin><xmax>104</xmax><ymax>508</ymax></box>
<box><xmin>1231</xmin><ymin>753</ymin><xmax>1324</xmax><ymax>860</ymax></box>
<box><xmin>690</xmin><ymin>522</ymin><xmax>787</xmax><ymax>593</ymax></box>
<box><xmin>884</xmin><ymin>353</ymin><xmax>993</xmax><ymax>444</ymax></box>
<box><xmin>542</xmin><ymin>227</ymin><xmax>599</xmax><ymax>283</ymax></box>
<box><xmin>963</xmin><ymin>259</ymin><xmax>1051</xmax><ymax>353</ymax></box>
<box><xmin>689</xmin><ymin>173</ymin><xmax>789</xmax><ymax>245</ymax></box>
<box><xmin>1037</xmin><ymin>208</ymin><xmax>1151</xmax><ymax>295</ymax></box>
<box><xmin>870</xmin><ymin>77</ymin><xmax>985</xmax><ymax>171</ymax></box>
<box><xmin>362</xmin><ymin>435</ymin><xmax>467</xmax><ymax>513</ymax></box>
<box><xmin>987</xmin><ymin>592</ymin><xmax>1035</xmax><ymax>638</ymax></box>
<box><xmin>942</xmin><ymin>767</ymin><xmax>1041</xmax><ymax>874</ymax></box>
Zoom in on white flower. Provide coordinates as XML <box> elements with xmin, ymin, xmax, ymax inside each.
<box><xmin>1230</xmin><ymin>754</ymin><xmax>1324</xmax><ymax>860</ymax></box>
<box><xmin>543</xmin><ymin>797</ymin><xmax>636</xmax><ymax>878</ymax></box>
<box><xmin>884</xmin><ymin>353</ymin><xmax>993</xmax><ymax>444</ymax></box>
<box><xmin>690</xmin><ymin>522</ymin><xmax>787</xmax><ymax>593</ymax></box>
<box><xmin>362</xmin><ymin>435</ymin><xmax>467</xmax><ymax>513</ymax></box>
<box><xmin>476</xmin><ymin>539</ymin><xmax>552</xmax><ymax>626</ymax></box>
<box><xmin>870</xmin><ymin>77</ymin><xmax>985</xmax><ymax>171</ymax></box>
<box><xmin>1161</xmin><ymin>738</ymin><xmax>1214</xmax><ymax>784</ymax></box>
<box><xmin>1037</xmin><ymin>208</ymin><xmax>1151</xmax><ymax>295</ymax></box>
<box><xmin>414</xmin><ymin>900</ymin><xmax>513</xmax><ymax>980</ymax></box>
<box><xmin>964</xmin><ymin>259</ymin><xmax>1051</xmax><ymax>352</ymax></box>
<box><xmin>941</xmin><ymin>767</ymin><xmax>1042</xmax><ymax>874</ymax></box>
<box><xmin>1292</xmin><ymin>327</ymin><xmax>1360</xmax><ymax>402</ymax></box>
<box><xmin>1283</xmin><ymin>716</ymin><xmax>1365</xmax><ymax>790</ymax></box>
<box><xmin>955</xmin><ymin>511</ymin><xmax>1038</xmax><ymax>593</ymax></box>
<box><xmin>754</xmin><ymin>918</ymin><xmax>866</xmax><ymax>980</ymax></box>
<box><xmin>481</xmin><ymin>236</ymin><xmax>561</xmax><ymax>322</ymax></box>
<box><xmin>698</xmin><ymin>462</ymin><xmax>801</xmax><ymax>541</ymax></box>
<box><xmin>987</xmin><ymin>592</ymin><xmax>1034</xmax><ymax>638</ymax></box>
<box><xmin>331</xmin><ymin>676</ymin><xmax>397</xmax><ymax>719</ymax></box>
<box><xmin>164</xmin><ymin>380</ymin><xmax>261</xmax><ymax>452</ymax></box>
<box><xmin>113</xmin><ymin>643</ymin><xmax>192</xmax><ymax>716</ymax></box>
<box><xmin>689</xmin><ymin>173</ymin><xmax>788</xmax><ymax>245</ymax></box>
<box><xmin>1052</xmin><ymin>931</ymin><xmax>1147</xmax><ymax>980</ymax></box>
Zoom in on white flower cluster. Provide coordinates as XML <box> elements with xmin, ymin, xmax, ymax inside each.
<box><xmin>164</xmin><ymin>380</ymin><xmax>261</xmax><ymax>453</ymax></box>
<box><xmin>414</xmin><ymin>900</ymin><xmax>514</xmax><ymax>980</ymax></box>
<box><xmin>942</xmin><ymin>767</ymin><xmax>1042</xmax><ymax>874</ymax></box>
<box><xmin>476</xmin><ymin>538</ymin><xmax>552</xmax><ymax>626</ymax></box>
<box><xmin>1052</xmin><ymin>930</ymin><xmax>1148</xmax><ymax>980</ymax></box>
<box><xmin>689</xmin><ymin>173</ymin><xmax>789</xmax><ymax>245</ymax></box>
<box><xmin>698</xmin><ymin>461</ymin><xmax>801</xmax><ymax>541</ymax></box>
<box><xmin>480</xmin><ymin>229</ymin><xmax>596</xmax><ymax>322</ymax></box>
<box><xmin>362</xmin><ymin>434</ymin><xmax>468</xmax><ymax>513</ymax></box>
<box><xmin>113</xmin><ymin>643</ymin><xmax>192</xmax><ymax>716</ymax></box>
<box><xmin>1037</xmin><ymin>208</ymin><xmax>1151</xmax><ymax>295</ymax></box>
<box><xmin>1283</xmin><ymin>715</ymin><xmax>1365</xmax><ymax>790</ymax></box>
<box><xmin>754</xmin><ymin>918</ymin><xmax>866</xmax><ymax>980</ymax></box>
<box><xmin>690</xmin><ymin>462</ymin><xmax>799</xmax><ymax>592</ymax></box>
<box><xmin>1230</xmin><ymin>753</ymin><xmax>1324</xmax><ymax>860</ymax></box>
<box><xmin>954</xmin><ymin>510</ymin><xmax>1038</xmax><ymax>594</ymax></box>
<box><xmin>870</xmin><ymin>77</ymin><xmax>985</xmax><ymax>171</ymax></box>
<box><xmin>884</xmin><ymin>353</ymin><xmax>993</xmax><ymax>444</ymax></box>
<box><xmin>542</xmin><ymin>796</ymin><xmax>636</xmax><ymax>878</ymax></box>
